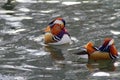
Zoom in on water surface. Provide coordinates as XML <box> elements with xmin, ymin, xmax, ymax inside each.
<box><xmin>0</xmin><ymin>0</ymin><xmax>120</xmax><ymax>80</ymax></box>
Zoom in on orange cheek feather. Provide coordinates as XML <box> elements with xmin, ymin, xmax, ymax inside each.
<box><xmin>44</xmin><ymin>26</ymin><xmax>51</xmax><ymax>32</ymax></box>
<box><xmin>84</xmin><ymin>42</ymin><xmax>96</xmax><ymax>54</ymax></box>
<box><xmin>51</xmin><ymin>24</ymin><xmax>62</xmax><ymax>35</ymax></box>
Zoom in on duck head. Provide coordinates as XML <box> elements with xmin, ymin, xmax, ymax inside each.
<box><xmin>45</xmin><ymin>18</ymin><xmax>66</xmax><ymax>35</ymax></box>
<box><xmin>84</xmin><ymin>41</ymin><xmax>96</xmax><ymax>54</ymax></box>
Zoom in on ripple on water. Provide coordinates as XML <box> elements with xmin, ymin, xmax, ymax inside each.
<box><xmin>18</xmin><ymin>8</ymin><xmax>30</xmax><ymax>12</ymax></box>
<box><xmin>40</xmin><ymin>10</ymin><xmax>55</xmax><ymax>14</ymax></box>
<box><xmin>6</xmin><ymin>22</ymin><xmax>23</xmax><ymax>27</ymax></box>
<box><xmin>1</xmin><ymin>29</ymin><xmax>26</xmax><ymax>35</ymax></box>
<box><xmin>5</xmin><ymin>16</ymin><xmax>32</xmax><ymax>21</ymax></box>
<box><xmin>26</xmin><ymin>49</ymin><xmax>50</xmax><ymax>57</ymax></box>
<box><xmin>0</xmin><ymin>74</ymin><xmax>26</xmax><ymax>80</ymax></box>
<box><xmin>21</xmin><ymin>64</ymin><xmax>38</xmax><ymax>69</ymax></box>
<box><xmin>27</xmin><ymin>35</ymin><xmax>45</xmax><ymax>46</ymax></box>
<box><xmin>92</xmin><ymin>72</ymin><xmax>110</xmax><ymax>76</ymax></box>
<box><xmin>62</xmin><ymin>1</ymin><xmax>81</xmax><ymax>6</ymax></box>
<box><xmin>0</xmin><ymin>65</ymin><xmax>32</xmax><ymax>71</ymax></box>
<box><xmin>0</xmin><ymin>10</ymin><xmax>15</xmax><ymax>14</ymax></box>
<box><xmin>110</xmin><ymin>30</ymin><xmax>120</xmax><ymax>35</ymax></box>
<box><xmin>45</xmin><ymin>1</ymin><xmax>60</xmax><ymax>3</ymax></box>
<box><xmin>16</xmin><ymin>0</ymin><xmax>43</xmax><ymax>3</ymax></box>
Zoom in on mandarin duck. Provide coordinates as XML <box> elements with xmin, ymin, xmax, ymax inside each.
<box><xmin>44</xmin><ymin>17</ymin><xmax>71</xmax><ymax>45</ymax></box>
<box><xmin>84</xmin><ymin>38</ymin><xmax>118</xmax><ymax>60</ymax></box>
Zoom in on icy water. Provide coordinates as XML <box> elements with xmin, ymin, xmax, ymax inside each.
<box><xmin>0</xmin><ymin>0</ymin><xmax>120</xmax><ymax>80</ymax></box>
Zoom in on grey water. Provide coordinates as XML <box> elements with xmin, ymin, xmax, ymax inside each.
<box><xmin>0</xmin><ymin>0</ymin><xmax>120</xmax><ymax>80</ymax></box>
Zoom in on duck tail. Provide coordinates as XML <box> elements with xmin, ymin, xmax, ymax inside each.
<box><xmin>84</xmin><ymin>41</ymin><xmax>96</xmax><ymax>54</ymax></box>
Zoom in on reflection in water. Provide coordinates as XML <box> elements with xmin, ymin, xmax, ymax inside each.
<box><xmin>2</xmin><ymin>0</ymin><xmax>16</xmax><ymax>10</ymax></box>
<box><xmin>44</xmin><ymin>46</ymin><xmax>65</xmax><ymax>61</ymax></box>
<box><xmin>86</xmin><ymin>59</ymin><xmax>116</xmax><ymax>72</ymax></box>
<box><xmin>44</xmin><ymin>45</ymin><xmax>65</xmax><ymax>68</ymax></box>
